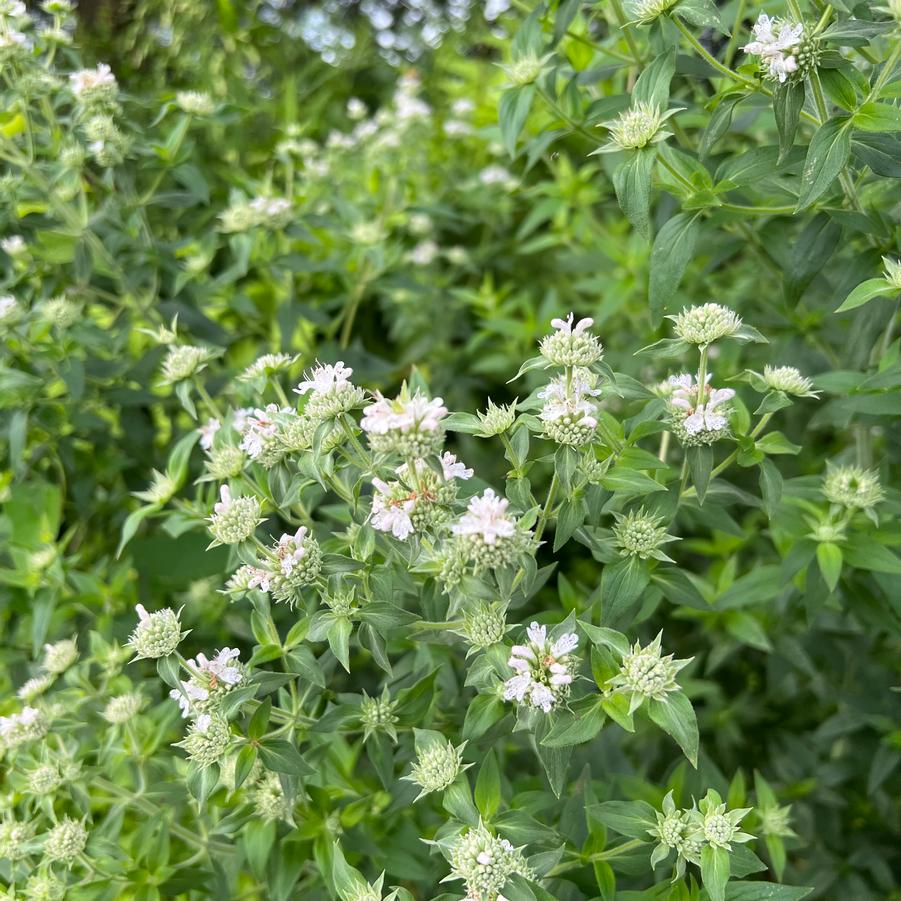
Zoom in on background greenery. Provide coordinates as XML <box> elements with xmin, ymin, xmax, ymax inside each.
<box><xmin>1</xmin><ymin>0</ymin><xmax>899</xmax><ymax>898</ymax></box>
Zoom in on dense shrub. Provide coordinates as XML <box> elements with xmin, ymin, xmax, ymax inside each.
<box><xmin>1</xmin><ymin>1</ymin><xmax>899</xmax><ymax>899</ymax></box>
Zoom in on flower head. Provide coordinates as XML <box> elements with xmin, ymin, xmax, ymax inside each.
<box><xmin>43</xmin><ymin>817</ymin><xmax>88</xmax><ymax>865</ymax></box>
<box><xmin>0</xmin><ymin>294</ymin><xmax>22</xmax><ymax>325</ymax></box>
<box><xmin>666</xmin><ymin>373</ymin><xmax>735</xmax><ymax>446</ymax></box>
<box><xmin>169</xmin><ymin>647</ymin><xmax>244</xmax><ymax>717</ymax></box>
<box><xmin>103</xmin><ymin>691</ymin><xmax>145</xmax><ymax>724</ymax></box>
<box><xmin>42</xmin><ymin>638</ymin><xmax>78</xmax><ymax>674</ymax></box>
<box><xmin>69</xmin><ymin>63</ymin><xmax>117</xmax><ymax>103</ymax></box>
<box><xmin>209</xmin><ymin>485</ymin><xmax>263</xmax><ymax>545</ymax></box>
<box><xmin>822</xmin><ymin>464</ymin><xmax>884</xmax><ymax>510</ymax></box>
<box><xmin>128</xmin><ymin>603</ymin><xmax>184</xmax><ymax>659</ymax></box>
<box><xmin>360</xmin><ymin>688</ymin><xmax>399</xmax><ymax>742</ymax></box>
<box><xmin>459</xmin><ymin>602</ymin><xmax>509</xmax><ymax>652</ymax></box>
<box><xmin>743</xmin><ymin>14</ymin><xmax>807</xmax><ymax>83</ymax></box>
<box><xmin>404</xmin><ymin>734</ymin><xmax>468</xmax><ymax>799</ymax></box>
<box><xmin>361</xmin><ymin>388</ymin><xmax>448</xmax><ymax>457</ymax></box>
<box><xmin>294</xmin><ymin>360</ymin><xmax>365</xmax><ymax>420</ymax></box>
<box><xmin>762</xmin><ymin>365</ymin><xmax>819</xmax><ymax>397</ymax></box>
<box><xmin>445</xmin><ymin>822</ymin><xmax>534</xmax><ymax>901</ymax></box>
<box><xmin>0</xmin><ymin>706</ymin><xmax>48</xmax><ymax>750</ymax></box>
<box><xmin>613</xmin><ymin>508</ymin><xmax>677</xmax><ymax>560</ymax></box>
<box><xmin>671</xmin><ymin>303</ymin><xmax>742</xmax><ymax>346</ymax></box>
<box><xmin>609</xmin><ymin>632</ymin><xmax>691</xmax><ymax>713</ymax></box>
<box><xmin>598</xmin><ymin>101</ymin><xmax>680</xmax><ymax>152</ymax></box>
<box><xmin>251</xmin><ymin>771</ymin><xmax>293</xmax><ymax>822</ymax></box>
<box><xmin>177</xmin><ymin>713</ymin><xmax>232</xmax><ymax>768</ymax></box>
<box><xmin>695</xmin><ymin>791</ymin><xmax>754</xmax><ymax>851</ymax></box>
<box><xmin>239</xmin><ymin>352</ymin><xmax>296</xmax><ymax>382</ymax></box>
<box><xmin>176</xmin><ymin>90</ymin><xmax>215</xmax><ymax>115</ymax></box>
<box><xmin>161</xmin><ymin>344</ymin><xmax>216</xmax><ymax>383</ymax></box>
<box><xmin>268</xmin><ymin>528</ymin><xmax>322</xmax><ymax>606</ymax></box>
<box><xmin>503</xmin><ymin>622</ymin><xmax>580</xmax><ymax>714</ymax></box>
<box><xmin>626</xmin><ymin>0</ymin><xmax>679</xmax><ymax>24</ymax></box>
<box><xmin>17</xmin><ymin>673</ymin><xmax>54</xmax><ymax>702</ymax></box>
<box><xmin>539</xmin><ymin>312</ymin><xmax>603</xmax><ymax>366</ymax></box>
<box><xmin>538</xmin><ymin>368</ymin><xmax>601</xmax><ymax>446</ymax></box>
<box><xmin>477</xmin><ymin>399</ymin><xmax>517</xmax><ymax>436</ymax></box>
<box><xmin>198</xmin><ymin>417</ymin><xmax>221</xmax><ymax>451</ymax></box>
<box><xmin>502</xmin><ymin>52</ymin><xmax>549</xmax><ymax>86</ymax></box>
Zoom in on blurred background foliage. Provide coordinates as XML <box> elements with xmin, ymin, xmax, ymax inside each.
<box><xmin>0</xmin><ymin>0</ymin><xmax>899</xmax><ymax>898</ymax></box>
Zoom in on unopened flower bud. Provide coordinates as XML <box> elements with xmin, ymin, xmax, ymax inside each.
<box><xmin>128</xmin><ymin>604</ymin><xmax>183</xmax><ymax>659</ymax></box>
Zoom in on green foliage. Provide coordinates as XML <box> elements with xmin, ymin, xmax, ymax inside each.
<box><xmin>1</xmin><ymin>0</ymin><xmax>900</xmax><ymax>900</ymax></box>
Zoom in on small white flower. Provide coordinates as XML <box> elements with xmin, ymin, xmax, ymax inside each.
<box><xmin>1</xmin><ymin>235</ymin><xmax>26</xmax><ymax>255</ymax></box>
<box><xmin>452</xmin><ymin>489</ymin><xmax>515</xmax><ymax>546</ymax></box>
<box><xmin>198</xmin><ymin>417</ymin><xmax>220</xmax><ymax>451</ymax></box>
<box><xmin>69</xmin><ymin>63</ymin><xmax>117</xmax><ymax>100</ymax></box>
<box><xmin>0</xmin><ymin>294</ymin><xmax>21</xmax><ymax>324</ymax></box>
<box><xmin>743</xmin><ymin>14</ymin><xmax>804</xmax><ymax>83</ymax></box>
<box><xmin>440</xmin><ymin>452</ymin><xmax>473</xmax><ymax>481</ymax></box>
<box><xmin>370</xmin><ymin>478</ymin><xmax>416</xmax><ymax>540</ymax></box>
<box><xmin>295</xmin><ymin>361</ymin><xmax>352</xmax><ymax>395</ymax></box>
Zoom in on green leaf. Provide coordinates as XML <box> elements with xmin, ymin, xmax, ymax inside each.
<box><xmin>632</xmin><ymin>48</ymin><xmax>676</xmax><ymax>107</ymax></box>
<box><xmin>579</xmin><ymin>622</ymin><xmax>631</xmax><ymax>657</ymax></box>
<box><xmin>835</xmin><ymin>277</ymin><xmax>894</xmax><ymax>312</ymax></box>
<box><xmin>700</xmin><ymin>95</ymin><xmax>740</xmax><ymax>158</ymax></box>
<box><xmin>687</xmin><ymin>445</ymin><xmax>713</xmax><ymax>504</ymax></box>
<box><xmin>674</xmin><ymin>0</ymin><xmax>724</xmax><ymax>31</ymax></box>
<box><xmin>649</xmin><ymin>212</ymin><xmax>701</xmax><ymax>322</ymax></box>
<box><xmin>117</xmin><ymin>504</ymin><xmax>161</xmax><ymax>557</ymax></box>
<box><xmin>853</xmin><ymin>101</ymin><xmax>901</xmax><ymax>133</ymax></box>
<box><xmin>499</xmin><ymin>84</ymin><xmax>537</xmax><ymax>157</ymax></box>
<box><xmin>758</xmin><ymin>458</ymin><xmax>783</xmax><ymax>518</ymax></box>
<box><xmin>590</xmin><ymin>799</ymin><xmax>657</xmax><ymax>839</ymax></box>
<box><xmin>248</xmin><ymin>697</ymin><xmax>271</xmax><ymax>740</ymax></box>
<box><xmin>474</xmin><ymin>749</ymin><xmax>501</xmax><ymax>818</ymax></box>
<box><xmin>600</xmin><ymin>556</ymin><xmax>651</xmax><ymax>626</ymax></box>
<box><xmin>797</xmin><ymin>117</ymin><xmax>852</xmax><ymax>210</ymax></box>
<box><xmin>233</xmin><ymin>744</ymin><xmax>258</xmax><ymax>790</ymax></box>
<box><xmin>647</xmin><ymin>693</ymin><xmax>698</xmax><ymax>766</ymax></box>
<box><xmin>541</xmin><ymin>699</ymin><xmax>606</xmax><ymax>748</ymax></box>
<box><xmin>612</xmin><ymin>147</ymin><xmax>657</xmax><ymax>239</ymax></box>
<box><xmin>725</xmin><ymin>881</ymin><xmax>813</xmax><ymax>900</ymax></box>
<box><xmin>185</xmin><ymin>762</ymin><xmax>219</xmax><ymax>804</ymax></box>
<box><xmin>816</xmin><ymin>542</ymin><xmax>843</xmax><ymax>592</ymax></box>
<box><xmin>259</xmin><ymin>740</ymin><xmax>312</xmax><ymax>776</ymax></box>
<box><xmin>701</xmin><ymin>844</ymin><xmax>731</xmax><ymax>901</ymax></box>
<box><xmin>327</xmin><ymin>616</ymin><xmax>353</xmax><ymax>672</ymax></box>
<box><xmin>156</xmin><ymin>654</ymin><xmax>182</xmax><ymax>691</ymax></box>
<box><xmin>819</xmin><ymin>69</ymin><xmax>858</xmax><ymax>111</ymax></box>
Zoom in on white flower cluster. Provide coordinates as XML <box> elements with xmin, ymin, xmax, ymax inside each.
<box><xmin>170</xmin><ymin>647</ymin><xmax>245</xmax><ymax>717</ymax></box>
<box><xmin>219</xmin><ymin>196</ymin><xmax>292</xmax><ymax>232</ymax></box>
<box><xmin>743</xmin><ymin>14</ymin><xmax>806</xmax><ymax>83</ymax></box>
<box><xmin>0</xmin><ymin>706</ymin><xmax>48</xmax><ymax>751</ymax></box>
<box><xmin>822</xmin><ymin>464</ymin><xmax>884</xmax><ymax>511</ymax></box>
<box><xmin>449</xmin><ymin>488</ymin><xmax>533</xmax><ymax>574</ymax></box>
<box><xmin>403</xmin><ymin>735</ymin><xmax>468</xmax><ymax>799</ymax></box>
<box><xmin>671</xmin><ymin>303</ymin><xmax>742</xmax><ymax>346</ymax></box>
<box><xmin>538</xmin><ymin>368</ymin><xmax>601</xmax><ymax>446</ymax></box>
<box><xmin>295</xmin><ymin>361</ymin><xmax>365</xmax><ymax>421</ymax></box>
<box><xmin>69</xmin><ymin>63</ymin><xmax>118</xmax><ymax>104</ymax></box>
<box><xmin>361</xmin><ymin>388</ymin><xmax>448</xmax><ymax>458</ymax></box>
<box><xmin>370</xmin><ymin>454</ymin><xmax>472</xmax><ymax>540</ymax></box>
<box><xmin>160</xmin><ymin>344</ymin><xmax>216</xmax><ymax>383</ymax></box>
<box><xmin>504</xmin><ymin>622</ymin><xmax>579</xmax><ymax>713</ymax></box>
<box><xmin>666</xmin><ymin>373</ymin><xmax>735</xmax><ymax>446</ymax></box>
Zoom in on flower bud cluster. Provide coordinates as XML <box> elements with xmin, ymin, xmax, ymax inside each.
<box><xmin>160</xmin><ymin>344</ymin><xmax>216</xmax><ymax>383</ymax></box>
<box><xmin>128</xmin><ymin>603</ymin><xmax>184</xmax><ymax>659</ymax></box>
<box><xmin>447</xmin><ymin>822</ymin><xmax>534</xmax><ymax>901</ymax></box>
<box><xmin>613</xmin><ymin>508</ymin><xmax>676</xmax><ymax>560</ymax></box>
<box><xmin>360</xmin><ymin>689</ymin><xmax>398</xmax><ymax>742</ymax></box>
<box><xmin>175</xmin><ymin>712</ymin><xmax>232</xmax><ymax>768</ymax></box>
<box><xmin>539</xmin><ymin>313</ymin><xmax>603</xmax><ymax>367</ymax></box>
<box><xmin>671</xmin><ymin>303</ymin><xmax>742</xmax><ymax>346</ymax></box>
<box><xmin>404</xmin><ymin>736</ymin><xmax>468</xmax><ymax>799</ymax></box>
<box><xmin>822</xmin><ymin>464</ymin><xmax>884</xmax><ymax>511</ymax></box>
<box><xmin>208</xmin><ymin>485</ymin><xmax>263</xmax><ymax>545</ymax></box>
<box><xmin>609</xmin><ymin>632</ymin><xmax>691</xmax><ymax>713</ymax></box>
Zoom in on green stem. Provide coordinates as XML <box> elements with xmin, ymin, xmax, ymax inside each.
<box><xmin>657</xmin><ymin>153</ymin><xmax>694</xmax><ymax>193</ymax></box>
<box><xmin>724</xmin><ymin>0</ymin><xmax>747</xmax><ymax>67</ymax></box>
<box><xmin>534</xmin><ymin>472</ymin><xmax>560</xmax><ymax>545</ymax></box>
<box><xmin>610</xmin><ymin>0</ymin><xmax>644</xmax><ymax>65</ymax></box>
<box><xmin>195</xmin><ymin>381</ymin><xmax>225</xmax><ymax>420</ymax></box>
